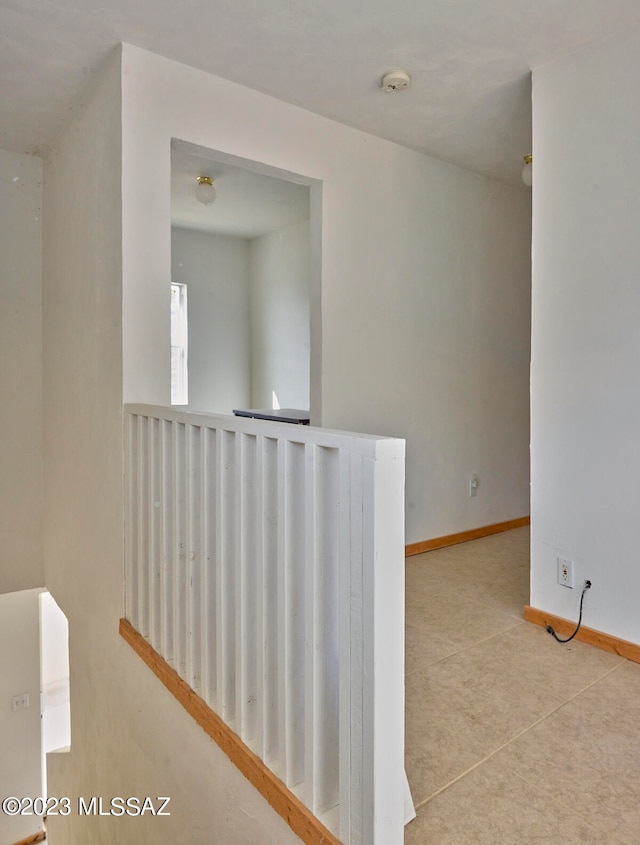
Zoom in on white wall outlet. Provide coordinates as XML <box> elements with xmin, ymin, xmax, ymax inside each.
<box><xmin>558</xmin><ymin>557</ymin><xmax>574</xmax><ymax>588</ymax></box>
<box><xmin>12</xmin><ymin>692</ymin><xmax>30</xmax><ymax>711</ymax></box>
<box><xmin>469</xmin><ymin>474</ymin><xmax>479</xmax><ymax>497</ymax></box>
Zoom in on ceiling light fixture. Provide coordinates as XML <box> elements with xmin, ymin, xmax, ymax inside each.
<box><xmin>195</xmin><ymin>175</ymin><xmax>216</xmax><ymax>205</ymax></box>
<box><xmin>521</xmin><ymin>154</ymin><xmax>532</xmax><ymax>187</ymax></box>
<box><xmin>380</xmin><ymin>70</ymin><xmax>411</xmax><ymax>92</ymax></box>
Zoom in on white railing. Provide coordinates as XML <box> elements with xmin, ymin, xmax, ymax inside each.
<box><xmin>124</xmin><ymin>404</ymin><xmax>407</xmax><ymax>844</ymax></box>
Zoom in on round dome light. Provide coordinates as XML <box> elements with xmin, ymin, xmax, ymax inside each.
<box><xmin>195</xmin><ymin>176</ymin><xmax>216</xmax><ymax>205</ymax></box>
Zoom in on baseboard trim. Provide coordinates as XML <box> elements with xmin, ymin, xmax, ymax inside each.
<box><xmin>12</xmin><ymin>832</ymin><xmax>46</xmax><ymax>845</ymax></box>
<box><xmin>524</xmin><ymin>606</ymin><xmax>640</xmax><ymax>664</ymax></box>
<box><xmin>405</xmin><ymin>516</ymin><xmax>530</xmax><ymax>557</ymax></box>
<box><xmin>119</xmin><ymin>619</ymin><xmax>341</xmax><ymax>845</ymax></box>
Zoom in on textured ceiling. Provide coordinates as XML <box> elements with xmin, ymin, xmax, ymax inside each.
<box><xmin>2</xmin><ymin>0</ymin><xmax>640</xmax><ymax>185</ymax></box>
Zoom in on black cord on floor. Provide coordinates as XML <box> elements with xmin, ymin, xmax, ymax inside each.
<box><xmin>546</xmin><ymin>580</ymin><xmax>592</xmax><ymax>643</ymax></box>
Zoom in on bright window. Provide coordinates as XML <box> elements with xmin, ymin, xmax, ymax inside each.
<box><xmin>170</xmin><ymin>282</ymin><xmax>188</xmax><ymax>405</ymax></box>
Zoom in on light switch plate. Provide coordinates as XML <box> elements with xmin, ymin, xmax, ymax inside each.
<box><xmin>12</xmin><ymin>692</ymin><xmax>30</xmax><ymax>711</ymax></box>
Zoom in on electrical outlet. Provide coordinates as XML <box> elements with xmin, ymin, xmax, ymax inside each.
<box><xmin>558</xmin><ymin>557</ymin><xmax>574</xmax><ymax>588</ymax></box>
<box><xmin>469</xmin><ymin>474</ymin><xmax>479</xmax><ymax>497</ymax></box>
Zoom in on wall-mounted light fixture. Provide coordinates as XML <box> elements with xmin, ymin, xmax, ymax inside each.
<box><xmin>195</xmin><ymin>175</ymin><xmax>216</xmax><ymax>205</ymax></box>
<box><xmin>521</xmin><ymin>154</ymin><xmax>532</xmax><ymax>187</ymax></box>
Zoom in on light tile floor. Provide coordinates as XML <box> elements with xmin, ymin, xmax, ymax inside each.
<box><xmin>404</xmin><ymin>526</ymin><xmax>639</xmax><ymax>844</ymax></box>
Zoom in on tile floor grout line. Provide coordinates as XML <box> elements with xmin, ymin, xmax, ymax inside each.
<box><xmin>502</xmin><ymin>753</ymin><xmax>628</xmax><ymax>844</ymax></box>
<box><xmin>411</xmin><ymin>658</ymin><xmax>628</xmax><ymax>812</ymax></box>
<box><xmin>458</xmin><ymin>592</ymin><xmax>526</xmax><ymax>622</ymax></box>
<box><xmin>407</xmin><ymin>581</ymin><xmax>529</xmax><ymax>629</ymax></box>
<box><xmin>404</xmin><ymin>620</ymin><xmax>526</xmax><ymax>677</ymax></box>
<box><xmin>458</xmin><ymin>591</ymin><xmax>530</xmax><ymax>621</ymax></box>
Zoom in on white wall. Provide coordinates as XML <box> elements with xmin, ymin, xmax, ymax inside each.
<box><xmin>42</xmin><ymin>48</ymin><xmax>128</xmax><ymax>843</ymax></box>
<box><xmin>0</xmin><ymin>149</ymin><xmax>44</xmax><ymax>594</ymax></box>
<box><xmin>250</xmin><ymin>220</ymin><xmax>310</xmax><ymax>409</ymax></box>
<box><xmin>40</xmin><ymin>591</ymin><xmax>71</xmax><ymax>763</ymax></box>
<box><xmin>172</xmin><ymin>226</ymin><xmax>251</xmax><ymax>414</ymax></box>
<box><xmin>121</xmin><ymin>44</ymin><xmax>531</xmax><ymax>546</ymax></box>
<box><xmin>0</xmin><ymin>589</ymin><xmax>44</xmax><ymax>845</ymax></box>
<box><xmin>531</xmin><ymin>30</ymin><xmax>640</xmax><ymax>643</ymax></box>
<box><xmin>44</xmin><ymin>49</ymin><xmax>304</xmax><ymax>845</ymax></box>
<box><xmin>324</xmin><ymin>164</ymin><xmax>531</xmax><ymax>539</ymax></box>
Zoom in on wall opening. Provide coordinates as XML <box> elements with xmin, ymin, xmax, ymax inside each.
<box><xmin>170</xmin><ymin>139</ymin><xmax>322</xmax><ymax>423</ymax></box>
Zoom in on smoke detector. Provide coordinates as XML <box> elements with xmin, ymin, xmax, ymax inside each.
<box><xmin>380</xmin><ymin>70</ymin><xmax>411</xmax><ymax>92</ymax></box>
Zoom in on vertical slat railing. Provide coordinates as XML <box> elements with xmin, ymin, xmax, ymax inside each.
<box><xmin>124</xmin><ymin>404</ymin><xmax>407</xmax><ymax>845</ymax></box>
<box><xmin>172</xmin><ymin>421</ymin><xmax>186</xmax><ymax>676</ymax></box>
<box><xmin>201</xmin><ymin>426</ymin><xmax>215</xmax><ymax>706</ymax></box>
<box><xmin>255</xmin><ymin>435</ymin><xmax>279</xmax><ymax>763</ymax></box>
<box><xmin>125</xmin><ymin>413</ymin><xmax>138</xmax><ymax>628</ymax></box>
<box><xmin>317</xmin><ymin>446</ymin><xmax>340</xmax><ymax>815</ymax></box>
<box><xmin>276</xmin><ymin>438</ymin><xmax>292</xmax><ymax>784</ymax></box>
<box><xmin>147</xmin><ymin>416</ymin><xmax>159</xmax><ymax>649</ymax></box>
<box><xmin>288</xmin><ymin>441</ymin><xmax>306</xmax><ymax>789</ymax></box>
<box><xmin>254</xmin><ymin>435</ymin><xmax>266</xmax><ymax>759</ymax></box>
<box><xmin>263</xmin><ymin>436</ymin><xmax>279</xmax><ymax>766</ymax></box>
<box><xmin>342</xmin><ymin>450</ymin><xmax>364</xmax><ymax>843</ymax></box>
<box><xmin>160</xmin><ymin>419</ymin><xmax>173</xmax><ymax>663</ymax></box>
<box><xmin>186</xmin><ymin>424</ymin><xmax>201</xmax><ymax>690</ymax></box>
<box><xmin>217</xmin><ymin>430</ymin><xmax>236</xmax><ymax>724</ymax></box>
<box><xmin>136</xmin><ymin>414</ymin><xmax>149</xmax><ymax>636</ymax></box>
<box><xmin>184</xmin><ymin>424</ymin><xmax>194</xmax><ymax>686</ymax></box>
<box><xmin>303</xmin><ymin>442</ymin><xmax>319</xmax><ymax>812</ymax></box>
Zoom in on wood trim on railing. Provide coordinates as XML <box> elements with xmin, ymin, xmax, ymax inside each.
<box><xmin>405</xmin><ymin>516</ymin><xmax>530</xmax><ymax>557</ymax></box>
<box><xmin>119</xmin><ymin>619</ymin><xmax>342</xmax><ymax>845</ymax></box>
<box><xmin>11</xmin><ymin>832</ymin><xmax>46</xmax><ymax>845</ymax></box>
<box><xmin>524</xmin><ymin>606</ymin><xmax>640</xmax><ymax>664</ymax></box>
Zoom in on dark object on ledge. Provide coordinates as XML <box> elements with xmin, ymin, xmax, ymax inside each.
<box><xmin>233</xmin><ymin>408</ymin><xmax>310</xmax><ymax>425</ymax></box>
